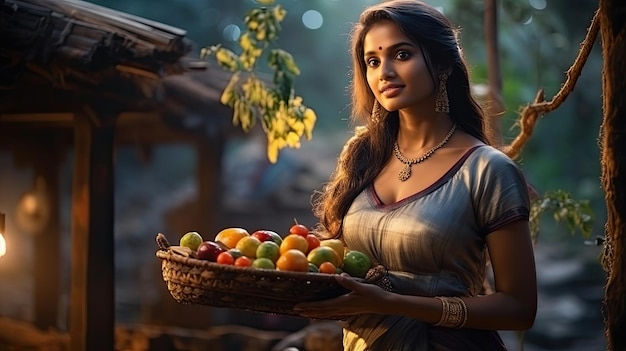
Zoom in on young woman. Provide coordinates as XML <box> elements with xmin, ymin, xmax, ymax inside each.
<box><xmin>294</xmin><ymin>1</ymin><xmax>537</xmax><ymax>350</ymax></box>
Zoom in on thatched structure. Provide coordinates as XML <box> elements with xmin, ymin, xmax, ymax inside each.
<box><xmin>0</xmin><ymin>0</ymin><xmax>235</xmax><ymax>349</ymax></box>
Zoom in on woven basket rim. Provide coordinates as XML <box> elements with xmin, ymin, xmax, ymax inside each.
<box><xmin>156</xmin><ymin>249</ymin><xmax>363</xmax><ymax>283</ymax></box>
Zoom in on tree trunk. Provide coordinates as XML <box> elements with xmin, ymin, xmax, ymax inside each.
<box><xmin>598</xmin><ymin>0</ymin><xmax>626</xmax><ymax>349</ymax></box>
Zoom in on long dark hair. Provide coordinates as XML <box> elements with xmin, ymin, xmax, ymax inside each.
<box><xmin>312</xmin><ymin>0</ymin><xmax>490</xmax><ymax>239</ymax></box>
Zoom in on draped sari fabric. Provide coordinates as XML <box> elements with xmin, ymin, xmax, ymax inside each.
<box><xmin>341</xmin><ymin>145</ymin><xmax>530</xmax><ymax>350</ymax></box>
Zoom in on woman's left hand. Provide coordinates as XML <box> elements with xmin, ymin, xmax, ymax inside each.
<box><xmin>293</xmin><ymin>274</ymin><xmax>390</xmax><ymax>319</ymax></box>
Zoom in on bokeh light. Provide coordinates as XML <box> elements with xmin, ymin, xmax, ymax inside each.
<box><xmin>302</xmin><ymin>10</ymin><xmax>323</xmax><ymax>30</ymax></box>
<box><xmin>529</xmin><ymin>0</ymin><xmax>547</xmax><ymax>10</ymax></box>
<box><xmin>222</xmin><ymin>24</ymin><xmax>241</xmax><ymax>41</ymax></box>
<box><xmin>523</xmin><ymin>15</ymin><xmax>533</xmax><ymax>25</ymax></box>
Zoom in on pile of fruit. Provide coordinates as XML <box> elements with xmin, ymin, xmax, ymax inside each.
<box><xmin>173</xmin><ymin>224</ymin><xmax>372</xmax><ymax>278</ymax></box>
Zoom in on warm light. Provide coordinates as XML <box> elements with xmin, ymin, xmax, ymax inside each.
<box><xmin>0</xmin><ymin>212</ymin><xmax>5</xmax><ymax>257</ymax></box>
<box><xmin>0</xmin><ymin>233</ymin><xmax>5</xmax><ymax>257</ymax></box>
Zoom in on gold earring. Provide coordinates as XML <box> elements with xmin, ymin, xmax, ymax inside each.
<box><xmin>371</xmin><ymin>100</ymin><xmax>383</xmax><ymax>124</ymax></box>
<box><xmin>435</xmin><ymin>72</ymin><xmax>450</xmax><ymax>113</ymax></box>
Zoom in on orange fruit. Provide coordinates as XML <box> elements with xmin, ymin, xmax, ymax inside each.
<box><xmin>319</xmin><ymin>239</ymin><xmax>345</xmax><ymax>266</ymax></box>
<box><xmin>276</xmin><ymin>249</ymin><xmax>309</xmax><ymax>272</ymax></box>
<box><xmin>236</xmin><ymin>236</ymin><xmax>262</xmax><ymax>258</ymax></box>
<box><xmin>279</xmin><ymin>234</ymin><xmax>309</xmax><ymax>255</ymax></box>
<box><xmin>215</xmin><ymin>227</ymin><xmax>250</xmax><ymax>249</ymax></box>
<box><xmin>307</xmin><ymin>246</ymin><xmax>341</xmax><ymax>268</ymax></box>
<box><xmin>319</xmin><ymin>261</ymin><xmax>337</xmax><ymax>274</ymax></box>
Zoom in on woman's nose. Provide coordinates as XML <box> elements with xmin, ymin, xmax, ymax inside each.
<box><xmin>380</xmin><ymin>61</ymin><xmax>395</xmax><ymax>80</ymax></box>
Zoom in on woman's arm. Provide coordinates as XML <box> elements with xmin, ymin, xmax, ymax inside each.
<box><xmin>384</xmin><ymin>220</ymin><xmax>537</xmax><ymax>330</ymax></box>
<box><xmin>295</xmin><ymin>220</ymin><xmax>537</xmax><ymax>331</ymax></box>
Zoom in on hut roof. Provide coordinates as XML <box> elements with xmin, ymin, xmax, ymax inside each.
<box><xmin>0</xmin><ymin>0</ymin><xmax>234</xmax><ymax>143</ymax></box>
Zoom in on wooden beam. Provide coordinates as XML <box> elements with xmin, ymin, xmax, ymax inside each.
<box><xmin>0</xmin><ymin>113</ymin><xmax>74</xmax><ymax>124</ymax></box>
<box><xmin>69</xmin><ymin>111</ymin><xmax>115</xmax><ymax>351</ymax></box>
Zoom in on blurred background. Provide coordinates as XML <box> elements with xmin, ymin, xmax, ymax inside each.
<box><xmin>0</xmin><ymin>0</ymin><xmax>607</xmax><ymax>350</ymax></box>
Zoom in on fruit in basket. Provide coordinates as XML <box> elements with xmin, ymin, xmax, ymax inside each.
<box><xmin>280</xmin><ymin>234</ymin><xmax>309</xmax><ymax>255</ymax></box>
<box><xmin>267</xmin><ymin>231</ymin><xmax>283</xmax><ymax>246</ymax></box>
<box><xmin>215</xmin><ymin>227</ymin><xmax>250</xmax><ymax>249</ymax></box>
<box><xmin>228</xmin><ymin>248</ymin><xmax>243</xmax><ymax>260</ymax></box>
<box><xmin>256</xmin><ymin>241</ymin><xmax>280</xmax><ymax>262</ymax></box>
<box><xmin>289</xmin><ymin>223</ymin><xmax>310</xmax><ymax>237</ymax></box>
<box><xmin>252</xmin><ymin>257</ymin><xmax>276</xmax><ymax>269</ymax></box>
<box><xmin>216</xmin><ymin>251</ymin><xmax>235</xmax><ymax>265</ymax></box>
<box><xmin>319</xmin><ymin>261</ymin><xmax>338</xmax><ymax>274</ymax></box>
<box><xmin>196</xmin><ymin>241</ymin><xmax>226</xmax><ymax>261</ymax></box>
<box><xmin>342</xmin><ymin>250</ymin><xmax>372</xmax><ymax>278</ymax></box>
<box><xmin>305</xmin><ymin>234</ymin><xmax>321</xmax><ymax>252</ymax></box>
<box><xmin>234</xmin><ymin>256</ymin><xmax>253</xmax><ymax>267</ymax></box>
<box><xmin>236</xmin><ymin>236</ymin><xmax>262</xmax><ymax>258</ymax></box>
<box><xmin>276</xmin><ymin>249</ymin><xmax>309</xmax><ymax>272</ymax></box>
<box><xmin>180</xmin><ymin>231</ymin><xmax>203</xmax><ymax>251</ymax></box>
<box><xmin>307</xmin><ymin>246</ymin><xmax>341</xmax><ymax>268</ymax></box>
<box><xmin>308</xmin><ymin>262</ymin><xmax>320</xmax><ymax>273</ymax></box>
<box><xmin>319</xmin><ymin>239</ymin><xmax>345</xmax><ymax>265</ymax></box>
<box><xmin>251</xmin><ymin>229</ymin><xmax>279</xmax><ymax>243</ymax></box>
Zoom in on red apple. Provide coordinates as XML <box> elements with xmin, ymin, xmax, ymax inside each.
<box><xmin>196</xmin><ymin>241</ymin><xmax>226</xmax><ymax>261</ymax></box>
<box><xmin>252</xmin><ymin>230</ymin><xmax>278</xmax><ymax>243</ymax></box>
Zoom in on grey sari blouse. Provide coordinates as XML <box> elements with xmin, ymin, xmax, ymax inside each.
<box><xmin>341</xmin><ymin>145</ymin><xmax>530</xmax><ymax>351</ymax></box>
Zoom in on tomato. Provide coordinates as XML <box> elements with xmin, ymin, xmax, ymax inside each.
<box><xmin>305</xmin><ymin>234</ymin><xmax>321</xmax><ymax>253</ymax></box>
<box><xmin>289</xmin><ymin>224</ymin><xmax>309</xmax><ymax>237</ymax></box>
<box><xmin>319</xmin><ymin>261</ymin><xmax>337</xmax><ymax>274</ymax></box>
<box><xmin>216</xmin><ymin>251</ymin><xmax>235</xmax><ymax>265</ymax></box>
<box><xmin>234</xmin><ymin>256</ymin><xmax>253</xmax><ymax>267</ymax></box>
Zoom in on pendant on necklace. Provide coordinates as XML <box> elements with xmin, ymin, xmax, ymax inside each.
<box><xmin>398</xmin><ymin>164</ymin><xmax>412</xmax><ymax>182</ymax></box>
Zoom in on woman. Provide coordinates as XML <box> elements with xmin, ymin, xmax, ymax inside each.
<box><xmin>293</xmin><ymin>1</ymin><xmax>537</xmax><ymax>350</ymax></box>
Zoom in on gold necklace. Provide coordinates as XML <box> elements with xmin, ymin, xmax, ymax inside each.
<box><xmin>393</xmin><ymin>124</ymin><xmax>457</xmax><ymax>182</ymax></box>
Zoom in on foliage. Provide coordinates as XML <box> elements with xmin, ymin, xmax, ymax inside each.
<box><xmin>529</xmin><ymin>189</ymin><xmax>594</xmax><ymax>241</ymax></box>
<box><xmin>200</xmin><ymin>0</ymin><xmax>316</xmax><ymax>163</ymax></box>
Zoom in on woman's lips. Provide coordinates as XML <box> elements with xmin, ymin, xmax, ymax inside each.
<box><xmin>380</xmin><ymin>84</ymin><xmax>403</xmax><ymax>98</ymax></box>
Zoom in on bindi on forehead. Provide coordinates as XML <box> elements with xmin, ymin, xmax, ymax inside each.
<box><xmin>379</xmin><ymin>46</ymin><xmax>382</xmax><ymax>50</ymax></box>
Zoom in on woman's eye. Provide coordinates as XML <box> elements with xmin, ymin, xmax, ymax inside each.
<box><xmin>366</xmin><ymin>58</ymin><xmax>380</xmax><ymax>67</ymax></box>
<box><xmin>396</xmin><ymin>51</ymin><xmax>410</xmax><ymax>60</ymax></box>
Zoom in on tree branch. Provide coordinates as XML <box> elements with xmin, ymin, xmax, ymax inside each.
<box><xmin>502</xmin><ymin>10</ymin><xmax>600</xmax><ymax>159</ymax></box>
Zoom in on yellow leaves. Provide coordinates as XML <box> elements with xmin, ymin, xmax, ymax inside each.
<box><xmin>220</xmin><ymin>73</ymin><xmax>240</xmax><ymax>106</ymax></box>
<box><xmin>215</xmin><ymin>47</ymin><xmax>241</xmax><ymax>72</ymax></box>
<box><xmin>303</xmin><ymin>108</ymin><xmax>317</xmax><ymax>140</ymax></box>
<box><xmin>204</xmin><ymin>2</ymin><xmax>317</xmax><ymax>163</ymax></box>
<box><xmin>273</xmin><ymin>5</ymin><xmax>286</xmax><ymax>22</ymax></box>
<box><xmin>268</xmin><ymin>49</ymin><xmax>300</xmax><ymax>76</ymax></box>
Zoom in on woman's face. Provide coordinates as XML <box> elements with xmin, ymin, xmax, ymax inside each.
<box><xmin>363</xmin><ymin>21</ymin><xmax>435</xmax><ymax>113</ymax></box>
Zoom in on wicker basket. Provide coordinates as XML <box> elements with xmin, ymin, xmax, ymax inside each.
<box><xmin>155</xmin><ymin>234</ymin><xmax>375</xmax><ymax>318</ymax></box>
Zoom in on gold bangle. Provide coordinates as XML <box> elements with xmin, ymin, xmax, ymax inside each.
<box><xmin>434</xmin><ymin>296</ymin><xmax>468</xmax><ymax>328</ymax></box>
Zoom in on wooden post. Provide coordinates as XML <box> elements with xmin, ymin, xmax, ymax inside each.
<box><xmin>196</xmin><ymin>136</ymin><xmax>224</xmax><ymax>238</ymax></box>
<box><xmin>69</xmin><ymin>110</ymin><xmax>115</xmax><ymax>351</ymax></box>
<box><xmin>33</xmin><ymin>134</ymin><xmax>64</xmax><ymax>330</ymax></box>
